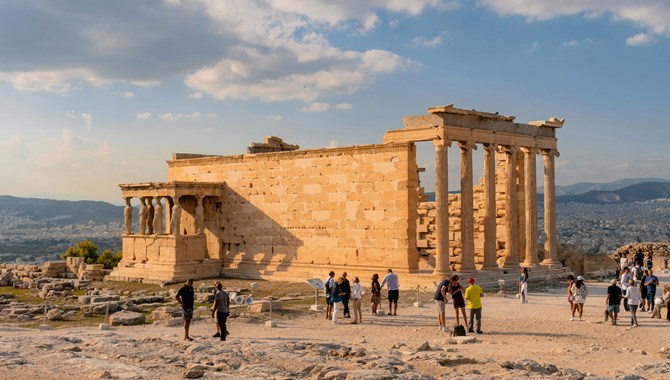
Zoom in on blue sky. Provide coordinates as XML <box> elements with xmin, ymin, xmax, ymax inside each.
<box><xmin>1</xmin><ymin>0</ymin><xmax>668</xmax><ymax>204</ymax></box>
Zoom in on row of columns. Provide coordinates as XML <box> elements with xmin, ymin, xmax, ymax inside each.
<box><xmin>123</xmin><ymin>195</ymin><xmax>206</xmax><ymax>236</ymax></box>
<box><xmin>432</xmin><ymin>139</ymin><xmax>560</xmax><ymax>275</ymax></box>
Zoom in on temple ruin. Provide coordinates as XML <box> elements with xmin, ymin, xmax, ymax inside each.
<box><xmin>108</xmin><ymin>104</ymin><xmax>566</xmax><ymax>284</ymax></box>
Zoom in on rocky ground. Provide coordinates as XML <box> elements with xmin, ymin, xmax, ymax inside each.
<box><xmin>1</xmin><ymin>273</ymin><xmax>670</xmax><ymax>380</ymax></box>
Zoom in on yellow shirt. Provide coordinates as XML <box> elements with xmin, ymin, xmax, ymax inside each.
<box><xmin>465</xmin><ymin>284</ymin><xmax>483</xmax><ymax>309</ymax></box>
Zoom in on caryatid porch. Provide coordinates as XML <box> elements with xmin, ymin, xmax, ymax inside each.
<box><xmin>385</xmin><ymin>104</ymin><xmax>564</xmax><ymax>275</ymax></box>
<box><xmin>108</xmin><ymin>181</ymin><xmax>226</xmax><ymax>283</ymax></box>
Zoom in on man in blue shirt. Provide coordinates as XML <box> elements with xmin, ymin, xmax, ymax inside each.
<box><xmin>645</xmin><ymin>269</ymin><xmax>659</xmax><ymax>311</ymax></box>
<box><xmin>381</xmin><ymin>268</ymin><xmax>399</xmax><ymax>316</ymax></box>
<box><xmin>433</xmin><ymin>277</ymin><xmax>449</xmax><ymax>331</ymax></box>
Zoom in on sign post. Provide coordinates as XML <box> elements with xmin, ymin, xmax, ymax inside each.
<box><xmin>305</xmin><ymin>278</ymin><xmax>325</xmax><ymax>311</ymax></box>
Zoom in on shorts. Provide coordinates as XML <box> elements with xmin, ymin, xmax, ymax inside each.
<box><xmin>608</xmin><ymin>305</ymin><xmax>620</xmax><ymax>313</ymax></box>
<box><xmin>371</xmin><ymin>295</ymin><xmax>380</xmax><ymax>305</ymax></box>
<box><xmin>434</xmin><ymin>300</ymin><xmax>446</xmax><ymax>315</ymax></box>
<box><xmin>326</xmin><ymin>295</ymin><xmax>333</xmax><ymax>305</ymax></box>
<box><xmin>452</xmin><ymin>296</ymin><xmax>465</xmax><ymax>309</ymax></box>
<box><xmin>573</xmin><ymin>296</ymin><xmax>585</xmax><ymax>304</ymax></box>
<box><xmin>182</xmin><ymin>308</ymin><xmax>194</xmax><ymax>320</ymax></box>
<box><xmin>388</xmin><ymin>290</ymin><xmax>399</xmax><ymax>303</ymax></box>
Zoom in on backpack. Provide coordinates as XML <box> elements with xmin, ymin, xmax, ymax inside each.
<box><xmin>452</xmin><ymin>324</ymin><xmax>466</xmax><ymax>337</ymax></box>
<box><xmin>634</xmin><ymin>267</ymin><xmax>644</xmax><ymax>281</ymax></box>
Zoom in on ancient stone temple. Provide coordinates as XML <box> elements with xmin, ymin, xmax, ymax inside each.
<box><xmin>108</xmin><ymin>104</ymin><xmax>565</xmax><ymax>284</ymax></box>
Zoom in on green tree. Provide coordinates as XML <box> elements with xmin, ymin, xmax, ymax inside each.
<box><xmin>96</xmin><ymin>249</ymin><xmax>123</xmax><ymax>269</ymax></box>
<box><xmin>61</xmin><ymin>240</ymin><xmax>99</xmax><ymax>264</ymax></box>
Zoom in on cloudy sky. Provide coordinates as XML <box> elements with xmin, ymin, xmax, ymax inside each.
<box><xmin>1</xmin><ymin>0</ymin><xmax>668</xmax><ymax>204</ymax></box>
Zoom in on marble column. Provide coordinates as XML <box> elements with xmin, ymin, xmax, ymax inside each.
<box><xmin>123</xmin><ymin>197</ymin><xmax>133</xmax><ymax>235</ymax></box>
<box><xmin>516</xmin><ymin>154</ymin><xmax>526</xmax><ymax>263</ymax></box>
<box><xmin>458</xmin><ymin>141</ymin><xmax>476</xmax><ymax>272</ymax></box>
<box><xmin>195</xmin><ymin>196</ymin><xmax>205</xmax><ymax>234</ymax></box>
<box><xmin>482</xmin><ymin>144</ymin><xmax>498</xmax><ymax>269</ymax></box>
<box><xmin>165</xmin><ymin>197</ymin><xmax>174</xmax><ymax>234</ymax></box>
<box><xmin>501</xmin><ymin>146</ymin><xmax>519</xmax><ymax>268</ymax></box>
<box><xmin>542</xmin><ymin>149</ymin><xmax>561</xmax><ymax>265</ymax></box>
<box><xmin>522</xmin><ymin>148</ymin><xmax>540</xmax><ymax>267</ymax></box>
<box><xmin>171</xmin><ymin>198</ymin><xmax>181</xmax><ymax>236</ymax></box>
<box><xmin>432</xmin><ymin>139</ymin><xmax>451</xmax><ymax>276</ymax></box>
<box><xmin>138</xmin><ymin>197</ymin><xmax>148</xmax><ymax>235</ymax></box>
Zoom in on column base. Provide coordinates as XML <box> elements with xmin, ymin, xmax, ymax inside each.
<box><xmin>480</xmin><ymin>264</ymin><xmax>499</xmax><ymax>271</ymax></box>
<box><xmin>432</xmin><ymin>269</ymin><xmax>450</xmax><ymax>277</ymax></box>
<box><xmin>541</xmin><ymin>259</ymin><xmax>562</xmax><ymax>266</ymax></box>
<box><xmin>522</xmin><ymin>261</ymin><xmax>541</xmax><ymax>267</ymax></box>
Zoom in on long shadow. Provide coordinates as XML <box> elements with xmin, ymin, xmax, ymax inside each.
<box><xmin>485</xmin><ymin>331</ymin><xmax>582</xmax><ymax>338</ymax></box>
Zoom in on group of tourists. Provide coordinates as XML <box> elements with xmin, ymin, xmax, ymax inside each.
<box><xmin>564</xmin><ymin>250</ymin><xmax>670</xmax><ymax>326</ymax></box>
<box><xmin>176</xmin><ymin>278</ymin><xmax>231</xmax><ymax>341</ymax></box>
<box><xmin>323</xmin><ymin>268</ymin><xmax>399</xmax><ymax>324</ymax></box>
<box><xmin>433</xmin><ymin>274</ymin><xmax>484</xmax><ymax>334</ymax></box>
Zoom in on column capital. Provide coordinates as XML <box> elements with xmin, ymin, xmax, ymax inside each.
<box><xmin>520</xmin><ymin>147</ymin><xmax>537</xmax><ymax>155</ymax></box>
<box><xmin>432</xmin><ymin>138</ymin><xmax>452</xmax><ymax>149</ymax></box>
<box><xmin>457</xmin><ymin>141</ymin><xmax>477</xmax><ymax>151</ymax></box>
<box><xmin>541</xmin><ymin>149</ymin><xmax>560</xmax><ymax>158</ymax></box>
<box><xmin>483</xmin><ymin>143</ymin><xmax>497</xmax><ymax>152</ymax></box>
<box><xmin>498</xmin><ymin>145</ymin><xmax>518</xmax><ymax>155</ymax></box>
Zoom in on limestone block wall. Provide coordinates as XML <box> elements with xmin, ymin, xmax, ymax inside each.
<box><xmin>167</xmin><ymin>143</ymin><xmax>418</xmax><ymax>278</ymax></box>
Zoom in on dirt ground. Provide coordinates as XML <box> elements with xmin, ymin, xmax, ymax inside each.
<box><xmin>1</xmin><ymin>273</ymin><xmax>669</xmax><ymax>379</ymax></box>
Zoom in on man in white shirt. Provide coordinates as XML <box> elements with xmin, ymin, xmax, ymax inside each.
<box><xmin>380</xmin><ymin>268</ymin><xmax>399</xmax><ymax>316</ymax></box>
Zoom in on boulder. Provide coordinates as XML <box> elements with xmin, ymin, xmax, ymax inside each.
<box><xmin>109</xmin><ymin>311</ymin><xmax>146</xmax><ymax>326</ymax></box>
<box><xmin>46</xmin><ymin>308</ymin><xmax>64</xmax><ymax>321</ymax></box>
<box><xmin>151</xmin><ymin>306</ymin><xmax>183</xmax><ymax>322</ymax></box>
<box><xmin>248</xmin><ymin>300</ymin><xmax>282</xmax><ymax>313</ymax></box>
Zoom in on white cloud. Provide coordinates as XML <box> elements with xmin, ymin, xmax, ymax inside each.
<box><xmin>35</xmin><ymin>128</ymin><xmax>111</xmax><ymax>168</ymax></box>
<box><xmin>562</xmin><ymin>40</ymin><xmax>579</xmax><ymax>48</ymax></box>
<box><xmin>410</xmin><ymin>35</ymin><xmax>444</xmax><ymax>48</ymax></box>
<box><xmin>267</xmin><ymin>114</ymin><xmax>283</xmax><ymax>120</ymax></box>
<box><xmin>136</xmin><ymin>112</ymin><xmax>152</xmax><ymax>120</ymax></box>
<box><xmin>626</xmin><ymin>32</ymin><xmax>657</xmax><ymax>46</ymax></box>
<box><xmin>81</xmin><ymin>113</ymin><xmax>93</xmax><ymax>130</ymax></box>
<box><xmin>159</xmin><ymin>112</ymin><xmax>218</xmax><ymax>120</ymax></box>
<box><xmin>301</xmin><ymin>102</ymin><xmax>331</xmax><ymax>112</ymax></box>
<box><xmin>478</xmin><ymin>1</ymin><xmax>670</xmax><ymax>41</ymax></box>
<box><xmin>329</xmin><ymin>140</ymin><xmax>338</xmax><ymax>148</ymax></box>
<box><xmin>528</xmin><ymin>41</ymin><xmax>540</xmax><ymax>52</ymax></box>
<box><xmin>189</xmin><ymin>92</ymin><xmax>204</xmax><ymax>99</ymax></box>
<box><xmin>335</xmin><ymin>103</ymin><xmax>352</xmax><ymax>110</ymax></box>
<box><xmin>122</xmin><ymin>91</ymin><xmax>134</xmax><ymax>97</ymax></box>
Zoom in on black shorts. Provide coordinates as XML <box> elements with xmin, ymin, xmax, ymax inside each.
<box><xmin>326</xmin><ymin>294</ymin><xmax>333</xmax><ymax>305</ymax></box>
<box><xmin>388</xmin><ymin>290</ymin><xmax>399</xmax><ymax>303</ymax></box>
<box><xmin>452</xmin><ymin>296</ymin><xmax>465</xmax><ymax>309</ymax></box>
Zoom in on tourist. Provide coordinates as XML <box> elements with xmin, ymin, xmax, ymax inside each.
<box><xmin>566</xmin><ymin>274</ymin><xmax>576</xmax><ymax>318</ymax></box>
<box><xmin>651</xmin><ymin>284</ymin><xmax>669</xmax><ymax>319</ymax></box>
<box><xmin>620</xmin><ymin>267</ymin><xmax>631</xmax><ymax>312</ymax></box>
<box><xmin>176</xmin><ymin>278</ymin><xmax>195</xmax><ymax>341</ymax></box>
<box><xmin>212</xmin><ymin>280</ymin><xmax>222</xmax><ymax>337</ymax></box>
<box><xmin>350</xmin><ymin>276</ymin><xmax>365</xmax><ymax>324</ymax></box>
<box><xmin>449</xmin><ymin>275</ymin><xmax>468</xmax><ymax>328</ymax></box>
<box><xmin>644</xmin><ymin>269</ymin><xmax>659</xmax><ymax>312</ymax></box>
<box><xmin>370</xmin><ymin>273</ymin><xmax>381</xmax><ymax>315</ymax></box>
<box><xmin>605</xmin><ymin>279</ymin><xmax>622</xmax><ymax>326</ymax></box>
<box><xmin>624</xmin><ymin>279</ymin><xmax>641</xmax><ymax>327</ymax></box>
<box><xmin>639</xmin><ymin>270</ymin><xmax>648</xmax><ymax>311</ymax></box>
<box><xmin>620</xmin><ymin>253</ymin><xmax>628</xmax><ymax>273</ymax></box>
<box><xmin>434</xmin><ymin>276</ymin><xmax>449</xmax><ymax>331</ymax></box>
<box><xmin>634</xmin><ymin>249</ymin><xmax>644</xmax><ymax>267</ymax></box>
<box><xmin>380</xmin><ymin>268</ymin><xmax>399</xmax><ymax>316</ymax></box>
<box><xmin>464</xmin><ymin>277</ymin><xmax>483</xmax><ymax>334</ymax></box>
<box><xmin>645</xmin><ymin>252</ymin><xmax>654</xmax><ymax>271</ymax></box>
<box><xmin>211</xmin><ymin>282</ymin><xmax>230</xmax><ymax>341</ymax></box>
<box><xmin>340</xmin><ymin>272</ymin><xmax>351</xmax><ymax>318</ymax></box>
<box><xmin>518</xmin><ymin>267</ymin><xmax>529</xmax><ymax>304</ymax></box>
<box><xmin>614</xmin><ymin>253</ymin><xmax>622</xmax><ymax>282</ymax></box>
<box><xmin>570</xmin><ymin>276</ymin><xmax>588</xmax><ymax>321</ymax></box>
<box><xmin>664</xmin><ymin>285</ymin><xmax>670</xmax><ymax>321</ymax></box>
<box><xmin>324</xmin><ymin>271</ymin><xmax>335</xmax><ymax>320</ymax></box>
<box><xmin>331</xmin><ymin>276</ymin><xmax>345</xmax><ymax>324</ymax></box>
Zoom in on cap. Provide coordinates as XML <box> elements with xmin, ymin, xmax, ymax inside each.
<box><xmin>576</xmin><ymin>276</ymin><xmax>584</xmax><ymax>281</ymax></box>
<box><xmin>467</xmin><ymin>277</ymin><xmax>475</xmax><ymax>284</ymax></box>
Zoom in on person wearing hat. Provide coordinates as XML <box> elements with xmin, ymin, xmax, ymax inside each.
<box><xmin>605</xmin><ymin>278</ymin><xmax>622</xmax><ymax>326</ymax></box>
<box><xmin>464</xmin><ymin>277</ymin><xmax>484</xmax><ymax>334</ymax></box>
<box><xmin>570</xmin><ymin>276</ymin><xmax>588</xmax><ymax>321</ymax></box>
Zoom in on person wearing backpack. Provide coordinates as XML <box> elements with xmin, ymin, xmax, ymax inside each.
<box><xmin>645</xmin><ymin>269</ymin><xmax>660</xmax><ymax>312</ymax></box>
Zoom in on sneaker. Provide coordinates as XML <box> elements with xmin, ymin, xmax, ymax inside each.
<box><xmin>442</xmin><ymin>327</ymin><xmax>449</xmax><ymax>333</ymax></box>
<box><xmin>476</xmin><ymin>330</ymin><xmax>483</xmax><ymax>334</ymax></box>
<box><xmin>570</xmin><ymin>317</ymin><xmax>574</xmax><ymax>321</ymax></box>
<box><xmin>579</xmin><ymin>317</ymin><xmax>582</xmax><ymax>321</ymax></box>
<box><xmin>212</xmin><ymin>332</ymin><xmax>221</xmax><ymax>338</ymax></box>
<box><xmin>468</xmin><ymin>329</ymin><xmax>474</xmax><ymax>333</ymax></box>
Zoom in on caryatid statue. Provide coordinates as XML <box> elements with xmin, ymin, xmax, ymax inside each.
<box><xmin>153</xmin><ymin>197</ymin><xmax>163</xmax><ymax>235</ymax></box>
<box><xmin>195</xmin><ymin>196</ymin><xmax>204</xmax><ymax>234</ymax></box>
<box><xmin>147</xmin><ymin>197</ymin><xmax>155</xmax><ymax>235</ymax></box>
<box><xmin>138</xmin><ymin>198</ymin><xmax>148</xmax><ymax>235</ymax></box>
<box><xmin>123</xmin><ymin>197</ymin><xmax>133</xmax><ymax>234</ymax></box>
<box><xmin>171</xmin><ymin>202</ymin><xmax>181</xmax><ymax>236</ymax></box>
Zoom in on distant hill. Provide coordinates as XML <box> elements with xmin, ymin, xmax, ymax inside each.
<box><xmin>554</xmin><ymin>178</ymin><xmax>670</xmax><ymax>196</ymax></box>
<box><xmin>0</xmin><ymin>195</ymin><xmax>123</xmax><ymax>224</ymax></box>
<box><xmin>556</xmin><ymin>182</ymin><xmax>670</xmax><ymax>204</ymax></box>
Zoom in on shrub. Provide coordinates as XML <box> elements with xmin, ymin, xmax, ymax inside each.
<box><xmin>61</xmin><ymin>240</ymin><xmax>99</xmax><ymax>264</ymax></box>
<box><xmin>96</xmin><ymin>249</ymin><xmax>123</xmax><ymax>269</ymax></box>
